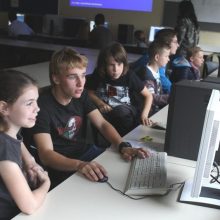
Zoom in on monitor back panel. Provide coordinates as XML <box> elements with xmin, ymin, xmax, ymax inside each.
<box><xmin>165</xmin><ymin>80</ymin><xmax>220</xmax><ymax>162</ymax></box>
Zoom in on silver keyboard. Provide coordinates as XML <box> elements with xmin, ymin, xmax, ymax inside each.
<box><xmin>124</xmin><ymin>152</ymin><xmax>167</xmax><ymax>195</ymax></box>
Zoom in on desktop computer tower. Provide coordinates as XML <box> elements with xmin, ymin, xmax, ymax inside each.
<box><xmin>164</xmin><ymin>80</ymin><xmax>220</xmax><ymax>163</ymax></box>
<box><xmin>118</xmin><ymin>24</ymin><xmax>134</xmax><ymax>44</ymax></box>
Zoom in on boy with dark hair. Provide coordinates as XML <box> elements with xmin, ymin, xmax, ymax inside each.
<box><xmin>86</xmin><ymin>42</ymin><xmax>153</xmax><ymax>136</ymax></box>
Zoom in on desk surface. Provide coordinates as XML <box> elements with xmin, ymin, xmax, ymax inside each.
<box><xmin>12</xmin><ymin>149</ymin><xmax>219</xmax><ymax>220</ymax></box>
<box><xmin>0</xmin><ymin>37</ymin><xmax>141</xmax><ymax>61</ymax></box>
<box><xmin>13</xmin><ymin>105</ymin><xmax>220</xmax><ymax>220</ymax></box>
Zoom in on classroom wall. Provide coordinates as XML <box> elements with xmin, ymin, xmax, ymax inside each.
<box><xmin>58</xmin><ymin>0</ymin><xmax>164</xmax><ymax>40</ymax></box>
<box><xmin>58</xmin><ymin>0</ymin><xmax>220</xmax><ymax>47</ymax></box>
<box><xmin>0</xmin><ymin>0</ymin><xmax>219</xmax><ymax>47</ymax></box>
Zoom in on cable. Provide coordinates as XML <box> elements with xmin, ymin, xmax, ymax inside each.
<box><xmin>105</xmin><ymin>181</ymin><xmax>184</xmax><ymax>200</ymax></box>
<box><xmin>210</xmin><ymin>161</ymin><xmax>220</xmax><ymax>184</ymax></box>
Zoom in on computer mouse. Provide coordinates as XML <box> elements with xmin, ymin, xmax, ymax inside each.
<box><xmin>97</xmin><ymin>175</ymin><xmax>108</xmax><ymax>183</ymax></box>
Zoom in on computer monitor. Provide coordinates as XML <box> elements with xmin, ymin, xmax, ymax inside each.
<box><xmin>180</xmin><ymin>89</ymin><xmax>220</xmax><ymax>208</ymax></box>
<box><xmin>8</xmin><ymin>13</ymin><xmax>25</xmax><ymax>25</ymax></box>
<box><xmin>148</xmin><ymin>26</ymin><xmax>165</xmax><ymax>42</ymax></box>
<box><xmin>164</xmin><ymin>80</ymin><xmax>220</xmax><ymax>162</ymax></box>
<box><xmin>89</xmin><ymin>20</ymin><xmax>109</xmax><ymax>32</ymax></box>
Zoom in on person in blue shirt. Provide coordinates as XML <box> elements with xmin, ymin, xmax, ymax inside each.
<box><xmin>130</xmin><ymin>28</ymin><xmax>179</xmax><ymax>94</ymax></box>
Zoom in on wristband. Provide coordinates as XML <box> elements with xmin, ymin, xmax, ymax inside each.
<box><xmin>118</xmin><ymin>142</ymin><xmax>132</xmax><ymax>153</ymax></box>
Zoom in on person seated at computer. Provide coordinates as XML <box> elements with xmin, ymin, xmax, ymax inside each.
<box><xmin>89</xmin><ymin>13</ymin><xmax>113</xmax><ymax>49</ymax></box>
<box><xmin>170</xmin><ymin>47</ymin><xmax>204</xmax><ymax>83</ymax></box>
<box><xmin>85</xmin><ymin>42</ymin><xmax>153</xmax><ymax>136</ymax></box>
<box><xmin>8</xmin><ymin>10</ymin><xmax>34</xmax><ymax>37</ymax></box>
<box><xmin>137</xmin><ymin>41</ymin><xmax>170</xmax><ymax>114</ymax></box>
<box><xmin>134</xmin><ymin>30</ymin><xmax>147</xmax><ymax>48</ymax></box>
<box><xmin>30</xmin><ymin>47</ymin><xmax>150</xmax><ymax>189</ymax></box>
<box><xmin>130</xmin><ymin>28</ymin><xmax>179</xmax><ymax>94</ymax></box>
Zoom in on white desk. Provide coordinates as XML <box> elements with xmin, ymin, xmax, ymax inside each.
<box><xmin>12</xmin><ymin>150</ymin><xmax>220</xmax><ymax>220</ymax></box>
<box><xmin>13</xmin><ymin>105</ymin><xmax>220</xmax><ymax>220</ymax></box>
<box><xmin>12</xmin><ymin>62</ymin><xmax>50</xmax><ymax>88</ymax></box>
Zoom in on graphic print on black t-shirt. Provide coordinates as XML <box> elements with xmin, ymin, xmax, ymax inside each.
<box><xmin>57</xmin><ymin>116</ymin><xmax>82</xmax><ymax>140</ymax></box>
<box><xmin>106</xmin><ymin>84</ymin><xmax>130</xmax><ymax>107</ymax></box>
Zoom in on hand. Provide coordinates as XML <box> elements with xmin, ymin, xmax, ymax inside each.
<box><xmin>141</xmin><ymin>115</ymin><xmax>153</xmax><ymax>126</ymax></box>
<box><xmin>32</xmin><ymin>166</ymin><xmax>50</xmax><ymax>186</ymax></box>
<box><xmin>25</xmin><ymin>163</ymin><xmax>44</xmax><ymax>189</ymax></box>
<box><xmin>77</xmin><ymin>161</ymin><xmax>107</xmax><ymax>182</ymax></box>
<box><xmin>121</xmin><ymin>147</ymin><xmax>151</xmax><ymax>161</ymax></box>
<box><xmin>26</xmin><ymin>165</ymin><xmax>49</xmax><ymax>188</ymax></box>
<box><xmin>98</xmin><ymin>104</ymin><xmax>112</xmax><ymax>113</ymax></box>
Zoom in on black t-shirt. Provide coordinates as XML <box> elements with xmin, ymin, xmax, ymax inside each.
<box><xmin>86</xmin><ymin>69</ymin><xmax>145</xmax><ymax>108</ymax></box>
<box><xmin>31</xmin><ymin>87</ymin><xmax>97</xmax><ymax>159</ymax></box>
<box><xmin>0</xmin><ymin>133</ymin><xmax>22</xmax><ymax>220</ymax></box>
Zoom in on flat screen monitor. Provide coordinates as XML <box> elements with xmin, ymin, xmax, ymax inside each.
<box><xmin>69</xmin><ymin>0</ymin><xmax>153</xmax><ymax>12</ymax></box>
<box><xmin>89</xmin><ymin>20</ymin><xmax>109</xmax><ymax>32</ymax></box>
<box><xmin>180</xmin><ymin>89</ymin><xmax>220</xmax><ymax>208</ymax></box>
<box><xmin>8</xmin><ymin>13</ymin><xmax>25</xmax><ymax>25</ymax></box>
<box><xmin>148</xmin><ymin>26</ymin><xmax>165</xmax><ymax>42</ymax></box>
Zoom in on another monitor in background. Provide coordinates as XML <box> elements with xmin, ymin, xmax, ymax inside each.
<box><xmin>148</xmin><ymin>26</ymin><xmax>165</xmax><ymax>43</ymax></box>
<box><xmin>8</xmin><ymin>13</ymin><xmax>25</xmax><ymax>25</ymax></box>
<box><xmin>179</xmin><ymin>89</ymin><xmax>220</xmax><ymax>208</ymax></box>
<box><xmin>89</xmin><ymin>20</ymin><xmax>109</xmax><ymax>32</ymax></box>
<box><xmin>17</xmin><ymin>13</ymin><xmax>25</xmax><ymax>22</ymax></box>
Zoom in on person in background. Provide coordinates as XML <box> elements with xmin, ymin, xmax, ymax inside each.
<box><xmin>31</xmin><ymin>47</ymin><xmax>150</xmax><ymax>188</ymax></box>
<box><xmin>134</xmin><ymin>30</ymin><xmax>147</xmax><ymax>48</ymax></box>
<box><xmin>130</xmin><ymin>28</ymin><xmax>179</xmax><ymax>94</ymax></box>
<box><xmin>86</xmin><ymin>42</ymin><xmax>153</xmax><ymax>136</ymax></box>
<box><xmin>8</xmin><ymin>10</ymin><xmax>34</xmax><ymax>37</ymax></box>
<box><xmin>137</xmin><ymin>41</ymin><xmax>170</xmax><ymax>114</ymax></box>
<box><xmin>170</xmin><ymin>46</ymin><xmax>204</xmax><ymax>83</ymax></box>
<box><xmin>175</xmin><ymin>0</ymin><xmax>200</xmax><ymax>56</ymax></box>
<box><xmin>0</xmin><ymin>70</ymin><xmax>50</xmax><ymax>220</ymax></box>
<box><xmin>89</xmin><ymin>13</ymin><xmax>113</xmax><ymax>49</ymax></box>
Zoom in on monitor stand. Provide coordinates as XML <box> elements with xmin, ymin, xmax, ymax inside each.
<box><xmin>179</xmin><ymin>179</ymin><xmax>220</xmax><ymax>209</ymax></box>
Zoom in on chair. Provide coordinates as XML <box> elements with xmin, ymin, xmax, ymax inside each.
<box><xmin>202</xmin><ymin>53</ymin><xmax>219</xmax><ymax>78</ymax></box>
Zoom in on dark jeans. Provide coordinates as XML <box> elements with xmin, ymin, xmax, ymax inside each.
<box><xmin>48</xmin><ymin>145</ymin><xmax>105</xmax><ymax>189</ymax></box>
<box><xmin>103</xmin><ymin>104</ymin><xmax>139</xmax><ymax>136</ymax></box>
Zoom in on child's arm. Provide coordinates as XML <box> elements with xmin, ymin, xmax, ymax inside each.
<box><xmin>21</xmin><ymin>143</ymin><xmax>44</xmax><ymax>189</ymax></box>
<box><xmin>88</xmin><ymin>109</ymin><xmax>150</xmax><ymax>160</ymax></box>
<box><xmin>0</xmin><ymin>161</ymin><xmax>50</xmax><ymax>215</ymax></box>
<box><xmin>87</xmin><ymin>90</ymin><xmax>112</xmax><ymax>113</ymax></box>
<box><xmin>140</xmin><ymin>86</ymin><xmax>153</xmax><ymax>126</ymax></box>
<box><xmin>33</xmin><ymin>132</ymin><xmax>107</xmax><ymax>182</ymax></box>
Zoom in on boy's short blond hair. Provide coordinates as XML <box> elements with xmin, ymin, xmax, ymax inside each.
<box><xmin>49</xmin><ymin>47</ymin><xmax>88</xmax><ymax>86</ymax></box>
<box><xmin>186</xmin><ymin>47</ymin><xmax>202</xmax><ymax>60</ymax></box>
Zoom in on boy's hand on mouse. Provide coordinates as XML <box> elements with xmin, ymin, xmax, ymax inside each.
<box><xmin>77</xmin><ymin>161</ymin><xmax>107</xmax><ymax>182</ymax></box>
